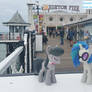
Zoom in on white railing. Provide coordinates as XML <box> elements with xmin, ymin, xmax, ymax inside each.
<box><xmin>0</xmin><ymin>46</ymin><xmax>23</xmax><ymax>74</ymax></box>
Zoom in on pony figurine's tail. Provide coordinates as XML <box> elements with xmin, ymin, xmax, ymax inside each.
<box><xmin>71</xmin><ymin>41</ymin><xmax>89</xmax><ymax>67</ymax></box>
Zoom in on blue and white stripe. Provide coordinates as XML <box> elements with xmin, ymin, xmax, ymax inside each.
<box><xmin>83</xmin><ymin>0</ymin><xmax>92</xmax><ymax>9</ymax></box>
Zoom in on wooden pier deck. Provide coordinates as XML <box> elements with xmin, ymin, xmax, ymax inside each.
<box><xmin>36</xmin><ymin>36</ymin><xmax>83</xmax><ymax>73</ymax></box>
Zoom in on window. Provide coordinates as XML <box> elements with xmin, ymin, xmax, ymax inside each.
<box><xmin>49</xmin><ymin>17</ymin><xmax>53</xmax><ymax>21</ymax></box>
<box><xmin>70</xmin><ymin>18</ymin><xmax>73</xmax><ymax>21</ymax></box>
<box><xmin>80</xmin><ymin>17</ymin><xmax>83</xmax><ymax>20</ymax></box>
<box><xmin>60</xmin><ymin>17</ymin><xmax>63</xmax><ymax>21</ymax></box>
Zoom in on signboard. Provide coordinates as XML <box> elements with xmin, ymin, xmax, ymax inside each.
<box><xmin>33</xmin><ymin>14</ymin><xmax>44</xmax><ymax>33</ymax></box>
<box><xmin>43</xmin><ymin>5</ymin><xmax>80</xmax><ymax>11</ymax></box>
<box><xmin>43</xmin><ymin>5</ymin><xmax>49</xmax><ymax>10</ymax></box>
<box><xmin>39</xmin><ymin>15</ymin><xmax>44</xmax><ymax>23</ymax></box>
<box><xmin>35</xmin><ymin>35</ymin><xmax>43</xmax><ymax>52</ymax></box>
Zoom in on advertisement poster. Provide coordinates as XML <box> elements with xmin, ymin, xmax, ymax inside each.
<box><xmin>33</xmin><ymin>14</ymin><xmax>44</xmax><ymax>33</ymax></box>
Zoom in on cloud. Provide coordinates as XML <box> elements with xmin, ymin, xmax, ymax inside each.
<box><xmin>0</xmin><ymin>0</ymin><xmax>85</xmax><ymax>32</ymax></box>
<box><xmin>0</xmin><ymin>0</ymin><xmax>28</xmax><ymax>32</ymax></box>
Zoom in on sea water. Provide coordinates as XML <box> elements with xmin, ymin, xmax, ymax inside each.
<box><xmin>0</xmin><ymin>44</ymin><xmax>6</xmax><ymax>62</ymax></box>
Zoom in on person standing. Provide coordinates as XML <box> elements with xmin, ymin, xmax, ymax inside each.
<box><xmin>73</xmin><ymin>30</ymin><xmax>77</xmax><ymax>42</ymax></box>
<box><xmin>49</xmin><ymin>30</ymin><xmax>52</xmax><ymax>38</ymax></box>
<box><xmin>84</xmin><ymin>31</ymin><xmax>90</xmax><ymax>44</ymax></box>
<box><xmin>60</xmin><ymin>30</ymin><xmax>64</xmax><ymax>45</ymax></box>
<box><xmin>79</xmin><ymin>29</ymin><xmax>84</xmax><ymax>41</ymax></box>
<box><xmin>52</xmin><ymin>30</ymin><xmax>56</xmax><ymax>38</ymax></box>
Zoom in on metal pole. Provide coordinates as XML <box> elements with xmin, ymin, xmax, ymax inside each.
<box><xmin>29</xmin><ymin>32</ymin><xmax>32</xmax><ymax>72</ymax></box>
<box><xmin>24</xmin><ymin>34</ymin><xmax>28</xmax><ymax>73</ymax></box>
<box><xmin>56</xmin><ymin>11</ymin><xmax>58</xmax><ymax>31</ymax></box>
<box><xmin>36</xmin><ymin>1</ymin><xmax>40</xmax><ymax>33</ymax></box>
<box><xmin>77</xmin><ymin>24</ymin><xmax>79</xmax><ymax>41</ymax></box>
<box><xmin>44</xmin><ymin>10</ymin><xmax>47</xmax><ymax>35</ymax></box>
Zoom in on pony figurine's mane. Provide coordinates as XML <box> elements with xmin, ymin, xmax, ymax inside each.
<box><xmin>44</xmin><ymin>56</ymin><xmax>49</xmax><ymax>69</ymax></box>
<box><xmin>71</xmin><ymin>41</ymin><xmax>89</xmax><ymax>67</ymax></box>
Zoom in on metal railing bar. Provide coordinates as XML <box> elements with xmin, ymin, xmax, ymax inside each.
<box><xmin>0</xmin><ymin>46</ymin><xmax>23</xmax><ymax>74</ymax></box>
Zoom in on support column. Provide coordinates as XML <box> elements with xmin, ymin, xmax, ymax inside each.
<box><xmin>28</xmin><ymin>3</ymin><xmax>35</xmax><ymax>31</ymax></box>
<box><xmin>29</xmin><ymin>32</ymin><xmax>32</xmax><ymax>72</ymax></box>
<box><xmin>9</xmin><ymin>26</ymin><xmax>11</xmax><ymax>40</ymax></box>
<box><xmin>67</xmin><ymin>26</ymin><xmax>69</xmax><ymax>32</ymax></box>
<box><xmin>24</xmin><ymin>34</ymin><xmax>28</xmax><ymax>73</ymax></box>
<box><xmin>13</xmin><ymin>26</ymin><xmax>15</xmax><ymax>40</ymax></box>
<box><xmin>56</xmin><ymin>12</ymin><xmax>58</xmax><ymax>31</ymax></box>
<box><xmin>77</xmin><ymin>24</ymin><xmax>79</xmax><ymax>41</ymax></box>
<box><xmin>66</xmin><ymin>26</ymin><xmax>69</xmax><ymax>39</ymax></box>
<box><xmin>44</xmin><ymin>11</ymin><xmax>47</xmax><ymax>35</ymax></box>
<box><xmin>21</xmin><ymin>27</ymin><xmax>24</xmax><ymax>40</ymax></box>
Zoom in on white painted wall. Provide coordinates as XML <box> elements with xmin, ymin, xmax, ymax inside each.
<box><xmin>35</xmin><ymin>35</ymin><xmax>43</xmax><ymax>52</ymax></box>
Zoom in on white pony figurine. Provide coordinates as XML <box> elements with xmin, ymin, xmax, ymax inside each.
<box><xmin>71</xmin><ymin>41</ymin><xmax>92</xmax><ymax>85</ymax></box>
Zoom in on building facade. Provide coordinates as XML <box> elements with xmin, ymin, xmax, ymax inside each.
<box><xmin>28</xmin><ymin>2</ymin><xmax>92</xmax><ymax>33</ymax></box>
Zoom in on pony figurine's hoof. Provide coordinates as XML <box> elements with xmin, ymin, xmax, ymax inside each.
<box><xmin>81</xmin><ymin>76</ymin><xmax>87</xmax><ymax>83</ymax></box>
<box><xmin>87</xmin><ymin>81</ymin><xmax>92</xmax><ymax>85</ymax></box>
<box><xmin>71</xmin><ymin>42</ymin><xmax>92</xmax><ymax>85</ymax></box>
<box><xmin>45</xmin><ymin>82</ymin><xmax>52</xmax><ymax>86</ymax></box>
<box><xmin>81</xmin><ymin>78</ymin><xmax>86</xmax><ymax>83</ymax></box>
<box><xmin>39</xmin><ymin>78</ymin><xmax>44</xmax><ymax>82</ymax></box>
<box><xmin>52</xmin><ymin>78</ymin><xmax>57</xmax><ymax>83</ymax></box>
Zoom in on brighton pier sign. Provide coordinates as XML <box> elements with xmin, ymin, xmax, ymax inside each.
<box><xmin>43</xmin><ymin>5</ymin><xmax>80</xmax><ymax>12</ymax></box>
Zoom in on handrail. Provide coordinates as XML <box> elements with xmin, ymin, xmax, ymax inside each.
<box><xmin>0</xmin><ymin>46</ymin><xmax>23</xmax><ymax>74</ymax></box>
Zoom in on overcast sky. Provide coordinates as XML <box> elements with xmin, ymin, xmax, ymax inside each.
<box><xmin>0</xmin><ymin>0</ymin><xmax>85</xmax><ymax>32</ymax></box>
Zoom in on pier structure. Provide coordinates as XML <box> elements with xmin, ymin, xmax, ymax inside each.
<box><xmin>0</xmin><ymin>0</ymin><xmax>43</xmax><ymax>75</ymax></box>
<box><xmin>0</xmin><ymin>29</ymin><xmax>37</xmax><ymax>74</ymax></box>
<box><xmin>27</xmin><ymin>0</ymin><xmax>35</xmax><ymax>31</ymax></box>
<box><xmin>0</xmin><ymin>12</ymin><xmax>29</xmax><ymax>74</ymax></box>
<box><xmin>3</xmin><ymin>11</ymin><xmax>30</xmax><ymax>40</ymax></box>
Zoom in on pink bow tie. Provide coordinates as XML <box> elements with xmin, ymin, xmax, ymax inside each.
<box><xmin>49</xmin><ymin>62</ymin><xmax>56</xmax><ymax>65</ymax></box>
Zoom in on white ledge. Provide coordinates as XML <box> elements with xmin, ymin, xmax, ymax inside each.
<box><xmin>0</xmin><ymin>46</ymin><xmax>23</xmax><ymax>74</ymax></box>
<box><xmin>0</xmin><ymin>74</ymin><xmax>92</xmax><ymax>92</ymax></box>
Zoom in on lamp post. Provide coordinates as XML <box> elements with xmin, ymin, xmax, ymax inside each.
<box><xmin>36</xmin><ymin>1</ymin><xmax>40</xmax><ymax>33</ymax></box>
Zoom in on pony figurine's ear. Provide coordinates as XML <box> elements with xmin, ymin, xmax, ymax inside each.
<box><xmin>79</xmin><ymin>44</ymin><xmax>84</xmax><ymax>49</ymax></box>
<box><xmin>46</xmin><ymin>45</ymin><xmax>51</xmax><ymax>55</ymax></box>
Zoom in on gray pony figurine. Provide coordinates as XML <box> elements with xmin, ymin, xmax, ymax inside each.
<box><xmin>33</xmin><ymin>46</ymin><xmax>64</xmax><ymax>85</ymax></box>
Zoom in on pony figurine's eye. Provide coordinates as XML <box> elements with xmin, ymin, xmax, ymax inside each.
<box><xmin>54</xmin><ymin>57</ymin><xmax>57</xmax><ymax>61</ymax></box>
<box><xmin>82</xmin><ymin>52</ymin><xmax>89</xmax><ymax>61</ymax></box>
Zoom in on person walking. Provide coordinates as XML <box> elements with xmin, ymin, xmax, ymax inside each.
<box><xmin>43</xmin><ymin>34</ymin><xmax>48</xmax><ymax>45</ymax></box>
<box><xmin>68</xmin><ymin>30</ymin><xmax>74</xmax><ymax>47</ymax></box>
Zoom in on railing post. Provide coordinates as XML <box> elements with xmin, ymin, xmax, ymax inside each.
<box><xmin>29</xmin><ymin>32</ymin><xmax>32</xmax><ymax>72</ymax></box>
<box><xmin>24</xmin><ymin>34</ymin><xmax>28</xmax><ymax>73</ymax></box>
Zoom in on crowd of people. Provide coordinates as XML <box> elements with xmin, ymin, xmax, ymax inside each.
<box><xmin>41</xmin><ymin>28</ymin><xmax>91</xmax><ymax>47</ymax></box>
